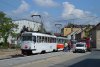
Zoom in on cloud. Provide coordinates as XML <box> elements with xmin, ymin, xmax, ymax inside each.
<box><xmin>33</xmin><ymin>0</ymin><xmax>58</xmax><ymax>7</ymax></box>
<box><xmin>30</xmin><ymin>10</ymin><xmax>39</xmax><ymax>15</ymax></box>
<box><xmin>62</xmin><ymin>2</ymin><xmax>90</xmax><ymax>19</ymax></box>
<box><xmin>43</xmin><ymin>11</ymin><xmax>49</xmax><ymax>16</ymax></box>
<box><xmin>13</xmin><ymin>0</ymin><xmax>29</xmax><ymax>14</ymax></box>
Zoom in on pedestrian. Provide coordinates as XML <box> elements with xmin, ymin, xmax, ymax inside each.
<box><xmin>68</xmin><ymin>41</ymin><xmax>71</xmax><ymax>52</ymax></box>
<box><xmin>64</xmin><ymin>42</ymin><xmax>68</xmax><ymax>52</ymax></box>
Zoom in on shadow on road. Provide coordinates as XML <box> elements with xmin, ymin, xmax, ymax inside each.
<box><xmin>0</xmin><ymin>54</ymin><xmax>24</xmax><ymax>60</ymax></box>
<box><xmin>69</xmin><ymin>59</ymin><xmax>100</xmax><ymax>67</ymax></box>
<box><xmin>0</xmin><ymin>53</ymin><xmax>41</xmax><ymax>60</ymax></box>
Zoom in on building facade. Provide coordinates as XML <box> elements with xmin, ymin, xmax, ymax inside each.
<box><xmin>90</xmin><ymin>23</ymin><xmax>100</xmax><ymax>49</ymax></box>
<box><xmin>61</xmin><ymin>27</ymin><xmax>82</xmax><ymax>40</ymax></box>
<box><xmin>13</xmin><ymin>19</ymin><xmax>41</xmax><ymax>33</ymax></box>
<box><xmin>62</xmin><ymin>28</ymin><xmax>72</xmax><ymax>36</ymax></box>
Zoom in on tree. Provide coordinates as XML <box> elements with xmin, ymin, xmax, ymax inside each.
<box><xmin>0</xmin><ymin>11</ymin><xmax>18</xmax><ymax>47</ymax></box>
<box><xmin>84</xmin><ymin>24</ymin><xmax>92</xmax><ymax>38</ymax></box>
<box><xmin>67</xmin><ymin>23</ymin><xmax>74</xmax><ymax>28</ymax></box>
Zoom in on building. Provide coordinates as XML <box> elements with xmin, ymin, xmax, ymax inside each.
<box><xmin>61</xmin><ymin>27</ymin><xmax>72</xmax><ymax>36</ymax></box>
<box><xmin>90</xmin><ymin>23</ymin><xmax>100</xmax><ymax>49</ymax></box>
<box><xmin>13</xmin><ymin>19</ymin><xmax>41</xmax><ymax>33</ymax></box>
<box><xmin>61</xmin><ymin>24</ymin><xmax>94</xmax><ymax>40</ymax></box>
<box><xmin>61</xmin><ymin>27</ymin><xmax>82</xmax><ymax>40</ymax></box>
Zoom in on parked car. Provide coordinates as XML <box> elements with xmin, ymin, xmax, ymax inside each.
<box><xmin>73</xmin><ymin>42</ymin><xmax>87</xmax><ymax>53</ymax></box>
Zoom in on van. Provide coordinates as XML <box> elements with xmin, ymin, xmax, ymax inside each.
<box><xmin>73</xmin><ymin>42</ymin><xmax>87</xmax><ymax>53</ymax></box>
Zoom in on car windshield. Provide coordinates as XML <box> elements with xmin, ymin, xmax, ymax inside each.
<box><xmin>76</xmin><ymin>44</ymin><xmax>84</xmax><ymax>47</ymax></box>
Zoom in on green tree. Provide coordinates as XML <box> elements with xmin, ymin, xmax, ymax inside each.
<box><xmin>67</xmin><ymin>23</ymin><xmax>74</xmax><ymax>28</ymax></box>
<box><xmin>0</xmin><ymin>11</ymin><xmax>18</xmax><ymax>47</ymax></box>
<box><xmin>84</xmin><ymin>24</ymin><xmax>92</xmax><ymax>37</ymax></box>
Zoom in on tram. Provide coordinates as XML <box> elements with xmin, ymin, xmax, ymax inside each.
<box><xmin>20</xmin><ymin>32</ymin><xmax>68</xmax><ymax>55</ymax></box>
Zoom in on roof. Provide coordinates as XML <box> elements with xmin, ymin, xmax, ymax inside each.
<box><xmin>90</xmin><ymin>22</ymin><xmax>100</xmax><ymax>31</ymax></box>
<box><xmin>22</xmin><ymin>32</ymin><xmax>56</xmax><ymax>38</ymax></box>
<box><xmin>12</xmin><ymin>19</ymin><xmax>41</xmax><ymax>24</ymax></box>
<box><xmin>64</xmin><ymin>24</ymin><xmax>95</xmax><ymax>28</ymax></box>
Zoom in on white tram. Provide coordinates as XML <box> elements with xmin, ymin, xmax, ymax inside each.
<box><xmin>20</xmin><ymin>32</ymin><xmax>68</xmax><ymax>55</ymax></box>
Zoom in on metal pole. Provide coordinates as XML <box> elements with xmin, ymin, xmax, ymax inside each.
<box><xmin>31</xmin><ymin>15</ymin><xmax>44</xmax><ymax>33</ymax></box>
<box><xmin>55</xmin><ymin>24</ymin><xmax>62</xmax><ymax>33</ymax></box>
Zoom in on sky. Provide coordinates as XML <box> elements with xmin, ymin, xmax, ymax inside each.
<box><xmin>0</xmin><ymin>0</ymin><xmax>100</xmax><ymax>32</ymax></box>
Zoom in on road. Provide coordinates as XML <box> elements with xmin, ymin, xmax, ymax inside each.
<box><xmin>0</xmin><ymin>51</ymin><xmax>91</xmax><ymax>67</ymax></box>
<box><xmin>1</xmin><ymin>50</ymin><xmax>100</xmax><ymax>67</ymax></box>
<box><xmin>51</xmin><ymin>50</ymin><xmax>100</xmax><ymax>67</ymax></box>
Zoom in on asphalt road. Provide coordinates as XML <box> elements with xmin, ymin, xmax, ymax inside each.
<box><xmin>0</xmin><ymin>51</ymin><xmax>90</xmax><ymax>67</ymax></box>
<box><xmin>13</xmin><ymin>51</ymin><xmax>90</xmax><ymax>67</ymax></box>
<box><xmin>51</xmin><ymin>50</ymin><xmax>100</xmax><ymax>67</ymax></box>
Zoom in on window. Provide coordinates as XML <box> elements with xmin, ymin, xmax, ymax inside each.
<box><xmin>45</xmin><ymin>37</ymin><xmax>47</xmax><ymax>43</ymax></box>
<box><xmin>22</xmin><ymin>36</ymin><xmax>32</xmax><ymax>41</ymax></box>
<box><xmin>22</xmin><ymin>35</ymin><xmax>36</xmax><ymax>42</ymax></box>
<box><xmin>41</xmin><ymin>36</ymin><xmax>45</xmax><ymax>42</ymax></box>
<box><xmin>76</xmin><ymin>44</ymin><xmax>84</xmax><ymax>47</ymax></box>
<box><xmin>37</xmin><ymin>36</ymin><xmax>41</xmax><ymax>43</ymax></box>
<box><xmin>33</xmin><ymin>36</ymin><xmax>36</xmax><ymax>42</ymax></box>
<box><xmin>48</xmin><ymin>37</ymin><xmax>50</xmax><ymax>43</ymax></box>
<box><xmin>54</xmin><ymin>38</ymin><xmax>56</xmax><ymax>43</ymax></box>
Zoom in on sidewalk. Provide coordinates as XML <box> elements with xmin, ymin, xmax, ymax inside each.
<box><xmin>0</xmin><ymin>49</ymin><xmax>21</xmax><ymax>59</ymax></box>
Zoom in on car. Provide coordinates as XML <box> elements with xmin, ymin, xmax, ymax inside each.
<box><xmin>73</xmin><ymin>42</ymin><xmax>87</xmax><ymax>53</ymax></box>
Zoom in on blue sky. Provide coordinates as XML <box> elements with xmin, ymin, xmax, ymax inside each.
<box><xmin>0</xmin><ymin>0</ymin><xmax>100</xmax><ymax>32</ymax></box>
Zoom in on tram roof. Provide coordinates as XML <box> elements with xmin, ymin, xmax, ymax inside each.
<box><xmin>22</xmin><ymin>32</ymin><xmax>69</xmax><ymax>39</ymax></box>
<box><xmin>22</xmin><ymin>32</ymin><xmax>56</xmax><ymax>37</ymax></box>
<box><xmin>57</xmin><ymin>36</ymin><xmax>68</xmax><ymax>39</ymax></box>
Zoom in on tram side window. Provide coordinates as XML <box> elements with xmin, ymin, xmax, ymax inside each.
<box><xmin>52</xmin><ymin>38</ymin><xmax>56</xmax><ymax>43</ymax></box>
<box><xmin>56</xmin><ymin>39</ymin><xmax>58</xmax><ymax>43</ymax></box>
<box><xmin>41</xmin><ymin>36</ymin><xmax>45</xmax><ymax>42</ymax></box>
<box><xmin>51</xmin><ymin>37</ymin><xmax>54</xmax><ymax>43</ymax></box>
<box><xmin>51</xmin><ymin>38</ymin><xmax>53</xmax><ymax>43</ymax></box>
<box><xmin>61</xmin><ymin>39</ymin><xmax>63</xmax><ymax>43</ymax></box>
<box><xmin>55</xmin><ymin>38</ymin><xmax>57</xmax><ymax>43</ymax></box>
<box><xmin>44</xmin><ymin>37</ymin><xmax>46</xmax><ymax>43</ymax></box>
<box><xmin>33</xmin><ymin>36</ymin><xmax>36</xmax><ymax>42</ymax></box>
<box><xmin>57</xmin><ymin>39</ymin><xmax>60</xmax><ymax>43</ymax></box>
<box><xmin>45</xmin><ymin>37</ymin><xmax>47</xmax><ymax>43</ymax></box>
<box><xmin>48</xmin><ymin>37</ymin><xmax>50</xmax><ymax>43</ymax></box>
<box><xmin>59</xmin><ymin>39</ymin><xmax>61</xmax><ymax>43</ymax></box>
<box><xmin>62</xmin><ymin>39</ymin><xmax>64</xmax><ymax>43</ymax></box>
<box><xmin>49</xmin><ymin>37</ymin><xmax>52</xmax><ymax>43</ymax></box>
<box><xmin>63</xmin><ymin>39</ymin><xmax>65</xmax><ymax>43</ymax></box>
<box><xmin>60</xmin><ymin>39</ymin><xmax>62</xmax><ymax>43</ymax></box>
<box><xmin>47</xmin><ymin>37</ymin><xmax>49</xmax><ymax>43</ymax></box>
<box><xmin>49</xmin><ymin>37</ymin><xmax>51</xmax><ymax>43</ymax></box>
<box><xmin>54</xmin><ymin>38</ymin><xmax>56</xmax><ymax>43</ymax></box>
<box><xmin>37</xmin><ymin>36</ymin><xmax>39</xmax><ymax>43</ymax></box>
<box><xmin>37</xmin><ymin>36</ymin><xmax>41</xmax><ymax>43</ymax></box>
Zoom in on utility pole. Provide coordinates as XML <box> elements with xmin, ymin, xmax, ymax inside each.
<box><xmin>31</xmin><ymin>15</ymin><xmax>45</xmax><ymax>33</ymax></box>
<box><xmin>55</xmin><ymin>24</ymin><xmax>62</xmax><ymax>33</ymax></box>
